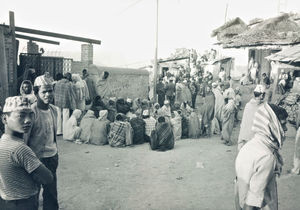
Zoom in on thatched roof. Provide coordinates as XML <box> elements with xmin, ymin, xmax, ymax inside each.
<box><xmin>211</xmin><ymin>17</ymin><xmax>248</xmax><ymax>42</ymax></box>
<box><xmin>222</xmin><ymin>13</ymin><xmax>300</xmax><ymax>48</ymax></box>
<box><xmin>266</xmin><ymin>45</ymin><xmax>300</xmax><ymax>63</ymax></box>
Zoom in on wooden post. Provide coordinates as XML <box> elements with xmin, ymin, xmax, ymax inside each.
<box><xmin>0</xmin><ymin>26</ymin><xmax>9</xmax><ymax>105</ymax></box>
<box><xmin>153</xmin><ymin>0</ymin><xmax>159</xmax><ymax>102</ymax></box>
<box><xmin>9</xmin><ymin>11</ymin><xmax>17</xmax><ymax>96</ymax></box>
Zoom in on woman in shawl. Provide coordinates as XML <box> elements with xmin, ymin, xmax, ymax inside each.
<box><xmin>201</xmin><ymin>86</ymin><xmax>215</xmax><ymax>137</ymax></box>
<box><xmin>79</xmin><ymin>110</ymin><xmax>97</xmax><ymax>143</ymax></box>
<box><xmin>108</xmin><ymin>113</ymin><xmax>127</xmax><ymax>147</ymax></box>
<box><xmin>19</xmin><ymin>80</ymin><xmax>37</xmax><ymax>104</ymax></box>
<box><xmin>86</xmin><ymin>110</ymin><xmax>110</xmax><ymax>145</ymax></box>
<box><xmin>63</xmin><ymin>109</ymin><xmax>82</xmax><ymax>141</ymax></box>
<box><xmin>72</xmin><ymin>74</ymin><xmax>89</xmax><ymax>111</ymax></box>
<box><xmin>235</xmin><ymin>104</ymin><xmax>288</xmax><ymax>210</ymax></box>
<box><xmin>150</xmin><ymin>116</ymin><xmax>174</xmax><ymax>151</ymax></box>
<box><xmin>221</xmin><ymin>97</ymin><xmax>237</xmax><ymax>146</ymax></box>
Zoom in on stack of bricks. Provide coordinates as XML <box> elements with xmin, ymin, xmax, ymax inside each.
<box><xmin>81</xmin><ymin>43</ymin><xmax>93</xmax><ymax>65</ymax></box>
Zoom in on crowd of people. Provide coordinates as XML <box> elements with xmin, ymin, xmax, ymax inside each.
<box><xmin>0</xmin><ymin>63</ymin><xmax>299</xmax><ymax>210</ymax></box>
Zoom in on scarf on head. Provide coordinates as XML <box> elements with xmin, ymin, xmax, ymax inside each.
<box><xmin>252</xmin><ymin>103</ymin><xmax>285</xmax><ymax>175</ymax></box>
<box><xmin>98</xmin><ymin>110</ymin><xmax>108</xmax><ymax>121</ymax></box>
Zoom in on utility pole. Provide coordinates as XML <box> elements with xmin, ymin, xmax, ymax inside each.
<box><xmin>153</xmin><ymin>0</ymin><xmax>159</xmax><ymax>102</ymax></box>
<box><xmin>224</xmin><ymin>3</ymin><xmax>229</xmax><ymax>23</ymax></box>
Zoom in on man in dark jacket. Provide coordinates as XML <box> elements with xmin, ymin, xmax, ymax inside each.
<box><xmin>165</xmin><ymin>79</ymin><xmax>176</xmax><ymax>107</ymax></box>
<box><xmin>156</xmin><ymin>78</ymin><xmax>165</xmax><ymax>107</ymax></box>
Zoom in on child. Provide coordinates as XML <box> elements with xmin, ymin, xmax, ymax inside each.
<box><xmin>0</xmin><ymin>96</ymin><xmax>53</xmax><ymax>210</ymax></box>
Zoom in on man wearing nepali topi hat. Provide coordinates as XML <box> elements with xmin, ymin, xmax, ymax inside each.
<box><xmin>24</xmin><ymin>78</ymin><xmax>59</xmax><ymax>210</ymax></box>
<box><xmin>0</xmin><ymin>96</ymin><xmax>53</xmax><ymax>210</ymax></box>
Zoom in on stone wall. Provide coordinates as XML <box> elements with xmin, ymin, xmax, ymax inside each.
<box><xmin>72</xmin><ymin>63</ymin><xmax>149</xmax><ymax>99</ymax></box>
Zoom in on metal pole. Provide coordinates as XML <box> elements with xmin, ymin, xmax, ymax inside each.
<box><xmin>153</xmin><ymin>0</ymin><xmax>159</xmax><ymax>102</ymax></box>
<box><xmin>224</xmin><ymin>3</ymin><xmax>228</xmax><ymax>23</ymax></box>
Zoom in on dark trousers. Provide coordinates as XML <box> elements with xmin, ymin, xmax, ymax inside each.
<box><xmin>158</xmin><ymin>94</ymin><xmax>165</xmax><ymax>107</ymax></box>
<box><xmin>191</xmin><ymin>94</ymin><xmax>197</xmax><ymax>108</ymax></box>
<box><xmin>40</xmin><ymin>154</ymin><xmax>59</xmax><ymax>210</ymax></box>
<box><xmin>167</xmin><ymin>95</ymin><xmax>175</xmax><ymax>106</ymax></box>
<box><xmin>0</xmin><ymin>195</ymin><xmax>38</xmax><ymax>210</ymax></box>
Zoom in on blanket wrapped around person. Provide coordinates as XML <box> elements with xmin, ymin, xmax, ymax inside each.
<box><xmin>150</xmin><ymin>116</ymin><xmax>174</xmax><ymax>151</ymax></box>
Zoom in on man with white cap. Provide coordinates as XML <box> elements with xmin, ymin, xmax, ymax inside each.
<box><xmin>0</xmin><ymin>96</ymin><xmax>53</xmax><ymax>210</ymax></box>
<box><xmin>25</xmin><ymin>78</ymin><xmax>59</xmax><ymax>210</ymax></box>
<box><xmin>237</xmin><ymin>84</ymin><xmax>266</xmax><ymax>151</ymax></box>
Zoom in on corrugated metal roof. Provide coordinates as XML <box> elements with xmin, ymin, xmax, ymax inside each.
<box><xmin>266</xmin><ymin>45</ymin><xmax>300</xmax><ymax>62</ymax></box>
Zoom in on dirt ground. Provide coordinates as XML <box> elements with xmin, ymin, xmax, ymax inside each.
<box><xmin>53</xmin><ymin>121</ymin><xmax>299</xmax><ymax>210</ymax></box>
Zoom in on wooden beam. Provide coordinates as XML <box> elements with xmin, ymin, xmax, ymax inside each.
<box><xmin>158</xmin><ymin>56</ymin><xmax>189</xmax><ymax>64</ymax></box>
<box><xmin>14</xmin><ymin>26</ymin><xmax>101</xmax><ymax>45</ymax></box>
<box><xmin>15</xmin><ymin>33</ymin><xmax>60</xmax><ymax>45</ymax></box>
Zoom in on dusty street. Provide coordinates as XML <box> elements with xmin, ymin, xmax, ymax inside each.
<box><xmin>54</xmin><ymin>124</ymin><xmax>300</xmax><ymax>210</ymax></box>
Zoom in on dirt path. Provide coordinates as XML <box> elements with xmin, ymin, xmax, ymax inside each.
<box><xmin>55</xmin><ymin>126</ymin><xmax>300</xmax><ymax>210</ymax></box>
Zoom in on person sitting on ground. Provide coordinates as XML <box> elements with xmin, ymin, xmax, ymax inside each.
<box><xmin>150</xmin><ymin>116</ymin><xmax>174</xmax><ymax>151</ymax></box>
<box><xmin>142</xmin><ymin>110</ymin><xmax>156</xmax><ymax>142</ymax></box>
<box><xmin>79</xmin><ymin>110</ymin><xmax>96</xmax><ymax>144</ymax></box>
<box><xmin>0</xmin><ymin>96</ymin><xmax>53</xmax><ymax>210</ymax></box>
<box><xmin>130</xmin><ymin>113</ymin><xmax>146</xmax><ymax>144</ymax></box>
<box><xmin>87</xmin><ymin>110</ymin><xmax>110</xmax><ymax>145</ymax></box>
<box><xmin>235</xmin><ymin>104</ymin><xmax>288</xmax><ymax>210</ymax></box>
<box><xmin>159</xmin><ymin>100</ymin><xmax>172</xmax><ymax>122</ymax></box>
<box><xmin>126</xmin><ymin>98</ymin><xmax>137</xmax><ymax>120</ymax></box>
<box><xmin>116</xmin><ymin>98</ymin><xmax>130</xmax><ymax>115</ymax></box>
<box><xmin>171</xmin><ymin>111</ymin><xmax>182</xmax><ymax>141</ymax></box>
<box><xmin>108</xmin><ymin>113</ymin><xmax>127</xmax><ymax>147</ymax></box>
<box><xmin>64</xmin><ymin>109</ymin><xmax>82</xmax><ymax>142</ymax></box>
<box><xmin>20</xmin><ymin>80</ymin><xmax>37</xmax><ymax>104</ymax></box>
<box><xmin>237</xmin><ymin>85</ymin><xmax>266</xmax><ymax>151</ymax></box>
<box><xmin>107</xmin><ymin>98</ymin><xmax>117</xmax><ymax>122</ymax></box>
<box><xmin>152</xmin><ymin>103</ymin><xmax>161</xmax><ymax>119</ymax></box>
<box><xmin>91</xmin><ymin>95</ymin><xmax>106</xmax><ymax>118</ymax></box>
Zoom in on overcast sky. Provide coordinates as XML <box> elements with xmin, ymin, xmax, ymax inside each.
<box><xmin>1</xmin><ymin>0</ymin><xmax>300</xmax><ymax>67</ymax></box>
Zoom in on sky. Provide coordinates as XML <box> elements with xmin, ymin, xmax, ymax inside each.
<box><xmin>1</xmin><ymin>0</ymin><xmax>300</xmax><ymax>67</ymax></box>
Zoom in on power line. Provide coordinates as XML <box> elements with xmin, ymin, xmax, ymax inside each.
<box><xmin>117</xmin><ymin>0</ymin><xmax>144</xmax><ymax>16</ymax></box>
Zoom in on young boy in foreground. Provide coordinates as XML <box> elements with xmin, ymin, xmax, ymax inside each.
<box><xmin>0</xmin><ymin>96</ymin><xmax>53</xmax><ymax>210</ymax></box>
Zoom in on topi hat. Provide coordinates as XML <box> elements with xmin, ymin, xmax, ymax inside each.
<box><xmin>3</xmin><ymin>96</ymin><xmax>32</xmax><ymax>113</ymax></box>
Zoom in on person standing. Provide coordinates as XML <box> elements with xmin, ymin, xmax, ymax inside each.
<box><xmin>25</xmin><ymin>79</ymin><xmax>59</xmax><ymax>210</ymax></box>
<box><xmin>221</xmin><ymin>96</ymin><xmax>237</xmax><ymax>146</ymax></box>
<box><xmin>156</xmin><ymin>77</ymin><xmax>165</xmax><ymax>107</ymax></box>
<box><xmin>96</xmin><ymin>71</ymin><xmax>110</xmax><ymax>101</ymax></box>
<box><xmin>237</xmin><ymin>85</ymin><xmax>266</xmax><ymax>151</ymax></box>
<box><xmin>165</xmin><ymin>78</ymin><xmax>176</xmax><ymax>107</ymax></box>
<box><xmin>235</xmin><ymin>104</ymin><xmax>288</xmax><ymax>210</ymax></box>
<box><xmin>0</xmin><ymin>96</ymin><xmax>53</xmax><ymax>210</ymax></box>
<box><xmin>54</xmin><ymin>72</ymin><xmax>77</xmax><ymax>136</ymax></box>
<box><xmin>82</xmin><ymin>69</ymin><xmax>97</xmax><ymax>102</ymax></box>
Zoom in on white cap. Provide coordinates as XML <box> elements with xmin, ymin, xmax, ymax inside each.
<box><xmin>3</xmin><ymin>96</ymin><xmax>32</xmax><ymax>113</ymax></box>
<box><xmin>254</xmin><ymin>84</ymin><xmax>266</xmax><ymax>93</ymax></box>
